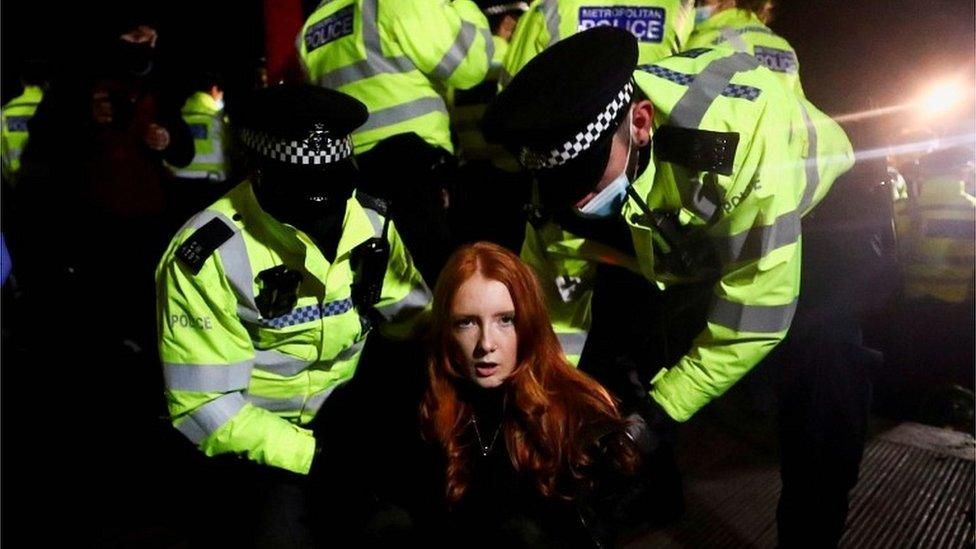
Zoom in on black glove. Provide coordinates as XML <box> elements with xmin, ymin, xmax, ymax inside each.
<box><xmin>624</xmin><ymin>397</ymin><xmax>677</xmax><ymax>457</ymax></box>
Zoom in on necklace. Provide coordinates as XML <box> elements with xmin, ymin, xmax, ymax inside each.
<box><xmin>470</xmin><ymin>414</ymin><xmax>502</xmax><ymax>457</ymax></box>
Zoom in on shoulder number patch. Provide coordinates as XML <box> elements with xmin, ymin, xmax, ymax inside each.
<box><xmin>175</xmin><ymin>217</ymin><xmax>235</xmax><ymax>275</ymax></box>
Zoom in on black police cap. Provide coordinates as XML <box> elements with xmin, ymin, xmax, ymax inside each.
<box><xmin>231</xmin><ymin>83</ymin><xmax>368</xmax><ymax>169</ymax></box>
<box><xmin>482</xmin><ymin>27</ymin><xmax>638</xmax><ymax>201</ymax></box>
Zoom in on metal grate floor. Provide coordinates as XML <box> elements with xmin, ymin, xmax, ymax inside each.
<box><xmin>627</xmin><ymin>422</ymin><xmax>974</xmax><ymax>548</ymax></box>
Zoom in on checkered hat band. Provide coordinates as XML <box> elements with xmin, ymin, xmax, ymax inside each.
<box><xmin>520</xmin><ymin>79</ymin><xmax>635</xmax><ymax>170</ymax></box>
<box><xmin>241</xmin><ymin>128</ymin><xmax>353</xmax><ymax>166</ymax></box>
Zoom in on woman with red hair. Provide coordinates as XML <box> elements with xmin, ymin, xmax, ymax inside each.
<box><xmin>420</xmin><ymin>241</ymin><xmax>642</xmax><ymax>547</ymax></box>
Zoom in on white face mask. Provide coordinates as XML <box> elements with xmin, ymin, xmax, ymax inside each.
<box><xmin>214</xmin><ymin>97</ymin><xmax>225</xmax><ymax>111</ymax></box>
<box><xmin>576</xmin><ymin>112</ymin><xmax>634</xmax><ymax>219</ymax></box>
<box><xmin>695</xmin><ymin>5</ymin><xmax>716</xmax><ymax>24</ymax></box>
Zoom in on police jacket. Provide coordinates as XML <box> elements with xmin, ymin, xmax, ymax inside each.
<box><xmin>156</xmin><ymin>182</ymin><xmax>431</xmax><ymax>474</ymax></box>
<box><xmin>298</xmin><ymin>0</ymin><xmax>493</xmax><ymax>155</ymax></box>
<box><xmin>0</xmin><ymin>85</ymin><xmax>43</xmax><ymax>183</ymax></box>
<box><xmin>167</xmin><ymin>91</ymin><xmax>227</xmax><ymax>182</ymax></box>
<box><xmin>502</xmin><ymin>0</ymin><xmax>695</xmax><ymax>87</ymax></box>
<box><xmin>686</xmin><ymin>8</ymin><xmax>854</xmax><ymax>215</ymax></box>
<box><xmin>523</xmin><ymin>47</ymin><xmax>805</xmax><ymax>422</ymax></box>
<box><xmin>896</xmin><ymin>174</ymin><xmax>976</xmax><ymax>304</ymax></box>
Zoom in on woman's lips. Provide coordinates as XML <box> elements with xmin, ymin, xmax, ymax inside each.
<box><xmin>475</xmin><ymin>363</ymin><xmax>499</xmax><ymax>377</ymax></box>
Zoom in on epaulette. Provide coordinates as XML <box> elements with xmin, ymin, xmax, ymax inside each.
<box><xmin>175</xmin><ymin>217</ymin><xmax>236</xmax><ymax>275</ymax></box>
<box><xmin>654</xmin><ymin>125</ymin><xmax>739</xmax><ymax>176</ymax></box>
<box><xmin>356</xmin><ymin>191</ymin><xmax>390</xmax><ymax>217</ymax></box>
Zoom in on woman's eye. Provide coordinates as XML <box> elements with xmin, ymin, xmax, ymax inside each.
<box><xmin>454</xmin><ymin>318</ymin><xmax>475</xmax><ymax>328</ymax></box>
<box><xmin>500</xmin><ymin>315</ymin><xmax>515</xmax><ymax>326</ymax></box>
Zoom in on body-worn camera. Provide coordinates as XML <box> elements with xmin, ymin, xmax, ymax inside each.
<box><xmin>256</xmin><ymin>265</ymin><xmax>304</xmax><ymax>319</ymax></box>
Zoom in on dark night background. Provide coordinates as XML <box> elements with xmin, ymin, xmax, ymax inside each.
<box><xmin>2</xmin><ymin>0</ymin><xmax>974</xmax><ymax>149</ymax></box>
<box><xmin>0</xmin><ymin>0</ymin><xmax>972</xmax><ymax>546</ymax></box>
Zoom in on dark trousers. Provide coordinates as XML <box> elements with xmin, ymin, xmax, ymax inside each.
<box><xmin>771</xmin><ymin>329</ymin><xmax>873</xmax><ymax>548</ymax></box>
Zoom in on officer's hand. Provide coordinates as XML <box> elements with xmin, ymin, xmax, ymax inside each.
<box><xmin>626</xmin><ymin>398</ymin><xmax>677</xmax><ymax>458</ymax></box>
<box><xmin>143</xmin><ymin>123</ymin><xmax>170</xmax><ymax>151</ymax></box>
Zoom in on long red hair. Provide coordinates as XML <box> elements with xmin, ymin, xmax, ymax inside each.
<box><xmin>420</xmin><ymin>242</ymin><xmax>636</xmax><ymax>504</ymax></box>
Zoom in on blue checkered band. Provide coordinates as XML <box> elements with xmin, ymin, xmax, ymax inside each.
<box><xmin>674</xmin><ymin>48</ymin><xmax>712</xmax><ymax>59</ymax></box>
<box><xmin>241</xmin><ymin>125</ymin><xmax>353</xmax><ymax>166</ymax></box>
<box><xmin>640</xmin><ymin>65</ymin><xmax>694</xmax><ymax>85</ymax></box>
<box><xmin>260</xmin><ymin>298</ymin><xmax>354</xmax><ymax>329</ymax></box>
<box><xmin>519</xmin><ymin>80</ymin><xmax>635</xmax><ymax>169</ymax></box>
<box><xmin>722</xmin><ymin>83</ymin><xmax>762</xmax><ymax>100</ymax></box>
<box><xmin>638</xmin><ymin>64</ymin><xmax>762</xmax><ymax>101</ymax></box>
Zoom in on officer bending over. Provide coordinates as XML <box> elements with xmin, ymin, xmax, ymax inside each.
<box><xmin>155</xmin><ymin>84</ymin><xmax>431</xmax><ymax>547</ymax></box>
<box><xmin>484</xmin><ymin>27</ymin><xmax>807</xmax><ymax>524</ymax></box>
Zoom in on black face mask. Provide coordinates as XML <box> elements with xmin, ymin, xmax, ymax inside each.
<box><xmin>252</xmin><ymin>161</ymin><xmax>359</xmax><ymax>255</ymax></box>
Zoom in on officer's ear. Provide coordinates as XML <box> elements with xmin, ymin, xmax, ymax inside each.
<box><xmin>631</xmin><ymin>100</ymin><xmax>654</xmax><ymax>147</ymax></box>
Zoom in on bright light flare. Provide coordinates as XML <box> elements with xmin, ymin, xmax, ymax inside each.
<box><xmin>919</xmin><ymin>81</ymin><xmax>966</xmax><ymax>117</ymax></box>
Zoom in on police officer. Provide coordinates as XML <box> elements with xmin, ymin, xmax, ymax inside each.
<box><xmin>156</xmin><ymin>84</ymin><xmax>431</xmax><ymax>547</ymax></box>
<box><xmin>484</xmin><ymin>27</ymin><xmax>807</xmax><ymax>525</ymax></box>
<box><xmin>166</xmin><ymin>71</ymin><xmax>231</xmax><ymax>223</ymax></box>
<box><xmin>297</xmin><ymin>0</ymin><xmax>494</xmax><ymax>282</ymax></box>
<box><xmin>691</xmin><ymin>4</ymin><xmax>875</xmax><ymax>547</ymax></box>
<box><xmin>501</xmin><ymin>0</ymin><xmax>696</xmax><ymax>86</ymax></box>
<box><xmin>1</xmin><ymin>61</ymin><xmax>47</xmax><ymax>186</ymax></box>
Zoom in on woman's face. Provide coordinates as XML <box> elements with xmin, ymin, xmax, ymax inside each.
<box><xmin>449</xmin><ymin>273</ymin><xmax>518</xmax><ymax>389</ymax></box>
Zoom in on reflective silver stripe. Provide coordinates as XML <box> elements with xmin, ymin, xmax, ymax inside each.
<box><xmin>432</xmin><ymin>21</ymin><xmax>478</xmax><ymax>80</ymax></box>
<box><xmin>541</xmin><ymin>0</ymin><xmax>561</xmax><ymax>46</ymax></box>
<box><xmin>254</xmin><ymin>349</ymin><xmax>315</xmax><ymax>377</ymax></box>
<box><xmin>798</xmin><ymin>102</ymin><xmax>820</xmax><ymax>213</ymax></box>
<box><xmin>316</xmin><ymin>0</ymin><xmax>419</xmax><ymax>88</ymax></box>
<box><xmin>361</xmin><ymin>0</ymin><xmax>381</xmax><ymax>53</ymax></box>
<box><xmin>669</xmin><ymin>52</ymin><xmax>760</xmax><ymax>129</ymax></box>
<box><xmin>683</xmin><ymin>172</ymin><xmax>721</xmax><ymax>220</ymax></box>
<box><xmin>317</xmin><ymin>55</ymin><xmax>416</xmax><ymax>89</ymax></box>
<box><xmin>557</xmin><ymin>331</ymin><xmax>587</xmax><ymax>356</ymax></box>
<box><xmin>363</xmin><ymin>208</ymin><xmax>384</xmax><ymax>236</ymax></box>
<box><xmin>715</xmin><ymin>209</ymin><xmax>801</xmax><ymax>264</ymax></box>
<box><xmin>720</xmin><ymin>27</ymin><xmax>749</xmax><ymax>52</ymax></box>
<box><xmin>375</xmin><ymin>285</ymin><xmax>433</xmax><ymax>321</ymax></box>
<box><xmin>247</xmin><ymin>394</ymin><xmax>306</xmax><ymax>412</ymax></box>
<box><xmin>176</xmin><ymin>393</ymin><xmax>247</xmax><ymax>445</ymax></box>
<box><xmin>303</xmin><ymin>385</ymin><xmax>341</xmax><ymax>416</ymax></box>
<box><xmin>499</xmin><ymin>68</ymin><xmax>513</xmax><ymax>87</ymax></box>
<box><xmin>182</xmin><ymin>212</ymin><xmax>259</xmax><ymax>323</ymax></box>
<box><xmin>164</xmin><ymin>361</ymin><xmax>254</xmax><ymax>392</ymax></box>
<box><xmin>708</xmin><ymin>297</ymin><xmax>797</xmax><ymax>333</ymax></box>
<box><xmin>358</xmin><ymin>96</ymin><xmax>448</xmax><ymax>132</ymax></box>
<box><xmin>482</xmin><ymin>28</ymin><xmax>496</xmax><ymax>68</ymax></box>
<box><xmin>171</xmin><ymin>170</ymin><xmax>223</xmax><ymax>180</ymax></box>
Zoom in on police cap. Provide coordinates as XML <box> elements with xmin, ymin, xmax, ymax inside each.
<box><xmin>476</xmin><ymin>0</ymin><xmax>530</xmax><ymax>16</ymax></box>
<box><xmin>231</xmin><ymin>83</ymin><xmax>368</xmax><ymax>170</ymax></box>
<box><xmin>483</xmin><ymin>27</ymin><xmax>638</xmax><ymax>204</ymax></box>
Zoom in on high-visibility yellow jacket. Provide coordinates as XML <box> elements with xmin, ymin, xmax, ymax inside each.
<box><xmin>1</xmin><ymin>85</ymin><xmax>43</xmax><ymax>184</ymax></box>
<box><xmin>167</xmin><ymin>91</ymin><xmax>227</xmax><ymax>182</ymax></box>
<box><xmin>523</xmin><ymin>47</ymin><xmax>804</xmax><ymax>422</ymax></box>
<box><xmin>686</xmin><ymin>8</ymin><xmax>854</xmax><ymax>215</ymax></box>
<box><xmin>502</xmin><ymin>0</ymin><xmax>695</xmax><ymax>87</ymax></box>
<box><xmin>156</xmin><ymin>182</ymin><xmax>431</xmax><ymax>474</ymax></box>
<box><xmin>896</xmin><ymin>175</ymin><xmax>976</xmax><ymax>303</ymax></box>
<box><xmin>298</xmin><ymin>0</ymin><xmax>493</xmax><ymax>155</ymax></box>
